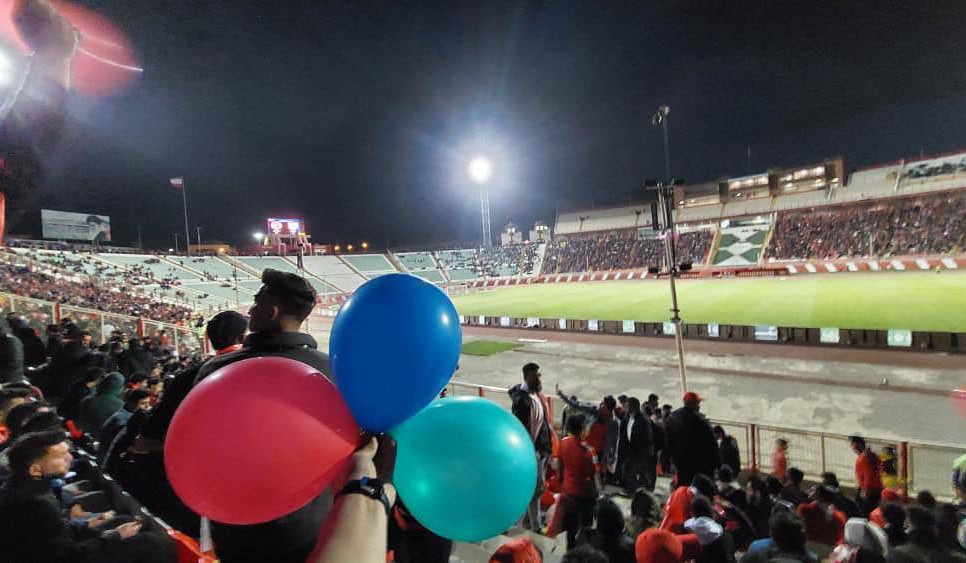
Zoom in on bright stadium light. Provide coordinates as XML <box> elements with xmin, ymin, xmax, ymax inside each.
<box><xmin>252</xmin><ymin>232</ymin><xmax>263</xmax><ymax>241</ymax></box>
<box><xmin>468</xmin><ymin>156</ymin><xmax>492</xmax><ymax>184</ymax></box>
<box><xmin>0</xmin><ymin>48</ymin><xmax>13</xmax><ymax>88</ymax></box>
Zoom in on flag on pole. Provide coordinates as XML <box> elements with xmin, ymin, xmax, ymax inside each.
<box><xmin>170</xmin><ymin>177</ymin><xmax>184</xmax><ymax>189</ymax></box>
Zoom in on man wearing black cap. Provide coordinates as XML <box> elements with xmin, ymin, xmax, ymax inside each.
<box><xmin>664</xmin><ymin>391</ymin><xmax>720</xmax><ymax>488</ymax></box>
<box><xmin>194</xmin><ymin>268</ymin><xmax>328</xmax><ymax>383</ymax></box>
<box><xmin>191</xmin><ymin>269</ymin><xmax>330</xmax><ymax>563</ymax></box>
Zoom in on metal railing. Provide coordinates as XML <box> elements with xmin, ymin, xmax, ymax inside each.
<box><xmin>445</xmin><ymin>380</ymin><xmax>963</xmax><ymax>498</ymax></box>
<box><xmin>0</xmin><ymin>292</ymin><xmax>207</xmax><ymax>356</ymax></box>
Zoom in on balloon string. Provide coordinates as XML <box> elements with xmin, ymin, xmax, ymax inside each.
<box><xmin>76</xmin><ymin>47</ymin><xmax>143</xmax><ymax>73</ymax></box>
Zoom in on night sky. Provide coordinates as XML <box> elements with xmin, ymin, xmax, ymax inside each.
<box><xmin>9</xmin><ymin>1</ymin><xmax>966</xmax><ymax>249</ymax></box>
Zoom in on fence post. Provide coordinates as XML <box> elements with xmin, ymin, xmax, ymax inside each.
<box><xmin>54</xmin><ymin>302</ymin><xmax>61</xmax><ymax>324</ymax></box>
<box><xmin>478</xmin><ymin>386</ymin><xmax>484</xmax><ymax>397</ymax></box>
<box><xmin>899</xmin><ymin>441</ymin><xmax>909</xmax><ymax>497</ymax></box>
<box><xmin>137</xmin><ymin>318</ymin><xmax>145</xmax><ymax>339</ymax></box>
<box><xmin>750</xmin><ymin>424</ymin><xmax>758</xmax><ymax>472</ymax></box>
<box><xmin>820</xmin><ymin>436</ymin><xmax>827</xmax><ymax>476</ymax></box>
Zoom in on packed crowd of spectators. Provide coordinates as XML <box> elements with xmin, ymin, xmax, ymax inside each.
<box><xmin>768</xmin><ymin>190</ymin><xmax>966</xmax><ymax>261</ymax></box>
<box><xmin>543</xmin><ymin>229</ymin><xmax>713</xmax><ymax>274</ymax></box>
<box><xmin>0</xmin><ymin>262</ymin><xmax>197</xmax><ymax>324</ymax></box>
<box><xmin>506</xmin><ymin>368</ymin><xmax>966</xmax><ymax>562</ymax></box>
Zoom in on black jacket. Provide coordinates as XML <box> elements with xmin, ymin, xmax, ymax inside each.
<box><xmin>194</xmin><ymin>331</ymin><xmax>331</xmax><ymax>383</ymax></box>
<box><xmin>508</xmin><ymin>383</ymin><xmax>553</xmax><ymax>456</ymax></box>
<box><xmin>664</xmin><ymin>406</ymin><xmax>720</xmax><ymax>485</ymax></box>
<box><xmin>119</xmin><ymin>346</ymin><xmax>155</xmax><ymax>378</ymax></box>
<box><xmin>719</xmin><ymin>435</ymin><xmax>741</xmax><ymax>474</ymax></box>
<box><xmin>45</xmin><ymin>340</ymin><xmax>90</xmax><ymax>399</ymax></box>
<box><xmin>0</xmin><ymin>477</ymin><xmax>105</xmax><ymax>563</ymax></box>
<box><xmin>618</xmin><ymin>412</ymin><xmax>654</xmax><ymax>461</ymax></box>
<box><xmin>12</xmin><ymin>326</ymin><xmax>46</xmax><ymax>368</ymax></box>
<box><xmin>0</xmin><ymin>331</ymin><xmax>24</xmax><ymax>384</ymax></box>
<box><xmin>190</xmin><ymin>330</ymin><xmax>333</xmax><ymax>563</ymax></box>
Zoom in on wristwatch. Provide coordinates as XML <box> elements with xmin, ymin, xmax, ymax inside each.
<box><xmin>338</xmin><ymin>477</ymin><xmax>391</xmax><ymax>516</ymax></box>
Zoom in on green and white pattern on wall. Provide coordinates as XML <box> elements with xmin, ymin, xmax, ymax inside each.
<box><xmin>713</xmin><ymin>218</ymin><xmax>772</xmax><ymax>266</ymax></box>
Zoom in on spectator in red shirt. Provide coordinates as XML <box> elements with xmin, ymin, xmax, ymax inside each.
<box><xmin>849</xmin><ymin>436</ymin><xmax>883</xmax><ymax>515</ymax></box>
<box><xmin>557</xmin><ymin>413</ymin><xmax>601</xmax><ymax>549</ymax></box>
<box><xmin>772</xmin><ymin>438</ymin><xmax>788</xmax><ymax>480</ymax></box>
<box><xmin>797</xmin><ymin>484</ymin><xmax>847</xmax><ymax>547</ymax></box>
<box><xmin>660</xmin><ymin>473</ymin><xmax>716</xmax><ymax>533</ymax></box>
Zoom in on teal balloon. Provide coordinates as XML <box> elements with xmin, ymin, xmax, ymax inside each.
<box><xmin>391</xmin><ymin>397</ymin><xmax>537</xmax><ymax>542</ymax></box>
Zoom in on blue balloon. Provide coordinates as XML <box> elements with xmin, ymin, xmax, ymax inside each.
<box><xmin>329</xmin><ymin>273</ymin><xmax>462</xmax><ymax>432</ymax></box>
<box><xmin>391</xmin><ymin>397</ymin><xmax>537</xmax><ymax>542</ymax></box>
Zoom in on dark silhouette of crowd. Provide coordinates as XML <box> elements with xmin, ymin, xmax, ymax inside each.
<box><xmin>768</xmin><ymin>190</ymin><xmax>966</xmax><ymax>261</ymax></box>
<box><xmin>543</xmin><ymin>229</ymin><xmax>713</xmax><ymax>274</ymax></box>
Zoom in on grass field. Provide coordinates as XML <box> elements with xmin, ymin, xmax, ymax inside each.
<box><xmin>461</xmin><ymin>340</ymin><xmax>524</xmax><ymax>356</ymax></box>
<box><xmin>450</xmin><ymin>271</ymin><xmax>966</xmax><ymax>332</ymax></box>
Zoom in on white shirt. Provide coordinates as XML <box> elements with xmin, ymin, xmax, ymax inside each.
<box><xmin>626</xmin><ymin>415</ymin><xmax>635</xmax><ymax>441</ymax></box>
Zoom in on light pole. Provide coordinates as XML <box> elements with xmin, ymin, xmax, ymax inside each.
<box><xmin>652</xmin><ymin>105</ymin><xmax>671</xmax><ymax>183</ymax></box>
<box><xmin>170</xmin><ymin>178</ymin><xmax>191</xmax><ymax>257</ymax></box>
<box><xmin>649</xmin><ymin>104</ymin><xmax>688</xmax><ymax>394</ymax></box>
<box><xmin>468</xmin><ymin>156</ymin><xmax>493</xmax><ymax>250</ymax></box>
<box><xmin>173</xmin><ymin>233</ymin><xmax>180</xmax><ymax>255</ymax></box>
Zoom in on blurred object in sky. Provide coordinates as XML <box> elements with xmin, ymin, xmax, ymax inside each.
<box><xmin>0</xmin><ymin>0</ymin><xmax>141</xmax><ymax>97</ymax></box>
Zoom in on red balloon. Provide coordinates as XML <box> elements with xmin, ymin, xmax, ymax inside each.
<box><xmin>165</xmin><ymin>357</ymin><xmax>359</xmax><ymax>525</ymax></box>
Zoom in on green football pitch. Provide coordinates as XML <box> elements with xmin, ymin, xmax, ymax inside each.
<box><xmin>449</xmin><ymin>271</ymin><xmax>966</xmax><ymax>332</ymax></box>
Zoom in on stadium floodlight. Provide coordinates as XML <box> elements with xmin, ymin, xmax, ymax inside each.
<box><xmin>252</xmin><ymin>232</ymin><xmax>263</xmax><ymax>241</ymax></box>
<box><xmin>0</xmin><ymin>48</ymin><xmax>13</xmax><ymax>88</ymax></box>
<box><xmin>468</xmin><ymin>156</ymin><xmax>492</xmax><ymax>185</ymax></box>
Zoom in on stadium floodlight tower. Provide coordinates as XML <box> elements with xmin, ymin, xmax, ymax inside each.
<box><xmin>468</xmin><ymin>155</ymin><xmax>493</xmax><ymax>250</ymax></box>
<box><xmin>648</xmin><ymin>103</ymin><xmax>689</xmax><ymax>395</ymax></box>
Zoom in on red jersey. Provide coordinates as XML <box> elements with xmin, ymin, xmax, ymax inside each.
<box><xmin>558</xmin><ymin>436</ymin><xmax>597</xmax><ymax>498</ymax></box>
<box><xmin>773</xmin><ymin>448</ymin><xmax>788</xmax><ymax>479</ymax></box>
<box><xmin>585</xmin><ymin>420</ymin><xmax>607</xmax><ymax>459</ymax></box>
<box><xmin>660</xmin><ymin>486</ymin><xmax>694</xmax><ymax>533</ymax></box>
<box><xmin>797</xmin><ymin>502</ymin><xmax>846</xmax><ymax>545</ymax></box>
<box><xmin>855</xmin><ymin>450</ymin><xmax>883</xmax><ymax>492</ymax></box>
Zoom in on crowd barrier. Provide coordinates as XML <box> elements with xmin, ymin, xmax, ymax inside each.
<box><xmin>444</xmin><ymin>380</ymin><xmax>963</xmax><ymax>499</ymax></box>
<box><xmin>0</xmin><ymin>292</ymin><xmax>207</xmax><ymax>356</ymax></box>
<box><xmin>459</xmin><ymin>314</ymin><xmax>966</xmax><ymax>354</ymax></box>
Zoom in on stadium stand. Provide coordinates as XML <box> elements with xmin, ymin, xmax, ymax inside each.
<box><xmin>0</xmin><ymin>260</ymin><xmax>198</xmax><ymax>323</ymax></box>
<box><xmin>554</xmin><ymin>204</ymin><xmax>652</xmax><ymax>235</ymax></box>
<box><xmin>767</xmin><ymin>189</ymin><xmax>966</xmax><ymax>261</ymax></box>
<box><xmin>436</xmin><ymin>248</ymin><xmax>481</xmax><ymax>281</ymax></box>
<box><xmin>395</xmin><ymin>251</ymin><xmax>447</xmax><ymax>284</ymax></box>
<box><xmin>182</xmin><ymin>256</ymin><xmax>252</xmax><ymax>281</ymax></box>
<box><xmin>433</xmin><ymin>244</ymin><xmax>544</xmax><ymax>279</ymax></box>
<box><xmin>395</xmin><ymin>251</ymin><xmax>437</xmax><ymax>271</ymax></box>
<box><xmin>543</xmin><ymin>229</ymin><xmax>713</xmax><ymax>274</ymax></box>
<box><xmin>9</xmin><ymin>247</ymin><xmax>128</xmax><ymax>279</ymax></box>
<box><xmin>297</xmin><ymin>255</ymin><xmax>368</xmax><ymax>293</ymax></box>
<box><xmin>341</xmin><ymin>253</ymin><xmax>398</xmax><ymax>276</ymax></box>
<box><xmin>97</xmin><ymin>253</ymin><xmax>201</xmax><ymax>282</ymax></box>
<box><xmin>233</xmin><ymin>255</ymin><xmax>340</xmax><ymax>295</ymax></box>
<box><xmin>712</xmin><ymin>218</ymin><xmax>771</xmax><ymax>267</ymax></box>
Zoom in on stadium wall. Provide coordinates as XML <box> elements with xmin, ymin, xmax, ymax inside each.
<box><xmin>458</xmin><ymin>306</ymin><xmax>966</xmax><ymax>354</ymax></box>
